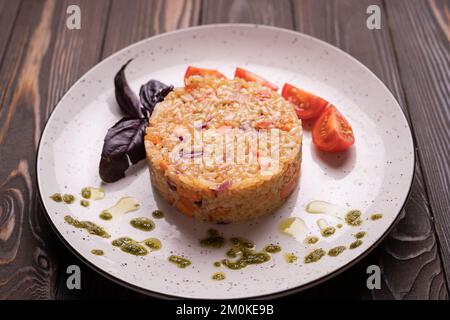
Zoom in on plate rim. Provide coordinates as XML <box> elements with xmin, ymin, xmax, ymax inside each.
<box><xmin>36</xmin><ymin>23</ymin><xmax>416</xmax><ymax>300</ymax></box>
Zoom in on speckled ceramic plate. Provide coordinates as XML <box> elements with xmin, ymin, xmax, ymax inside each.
<box><xmin>37</xmin><ymin>24</ymin><xmax>415</xmax><ymax>299</ymax></box>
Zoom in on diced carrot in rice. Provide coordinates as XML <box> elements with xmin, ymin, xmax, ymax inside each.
<box><xmin>176</xmin><ymin>197</ymin><xmax>197</xmax><ymax>217</ymax></box>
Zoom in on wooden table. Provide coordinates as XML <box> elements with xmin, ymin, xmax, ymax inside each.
<box><xmin>0</xmin><ymin>0</ymin><xmax>448</xmax><ymax>300</ymax></box>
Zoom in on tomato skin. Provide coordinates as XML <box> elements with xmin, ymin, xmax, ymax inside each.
<box><xmin>282</xmin><ymin>83</ymin><xmax>329</xmax><ymax>120</ymax></box>
<box><xmin>184</xmin><ymin>66</ymin><xmax>226</xmax><ymax>83</ymax></box>
<box><xmin>234</xmin><ymin>67</ymin><xmax>278</xmax><ymax>91</ymax></box>
<box><xmin>312</xmin><ymin>105</ymin><xmax>355</xmax><ymax>152</ymax></box>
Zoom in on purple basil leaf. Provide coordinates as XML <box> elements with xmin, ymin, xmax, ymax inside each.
<box><xmin>99</xmin><ymin>118</ymin><xmax>147</xmax><ymax>183</ymax></box>
<box><xmin>139</xmin><ymin>79</ymin><xmax>173</xmax><ymax>116</ymax></box>
<box><xmin>99</xmin><ymin>154</ymin><xmax>129</xmax><ymax>183</ymax></box>
<box><xmin>114</xmin><ymin>59</ymin><xmax>144</xmax><ymax>118</ymax></box>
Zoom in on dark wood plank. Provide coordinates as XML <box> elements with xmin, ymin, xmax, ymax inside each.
<box><xmin>202</xmin><ymin>0</ymin><xmax>294</xmax><ymax>28</ymax></box>
<box><xmin>288</xmin><ymin>0</ymin><xmax>449</xmax><ymax>299</ymax></box>
<box><xmin>0</xmin><ymin>0</ymin><xmax>22</xmax><ymax>67</ymax></box>
<box><xmin>428</xmin><ymin>0</ymin><xmax>450</xmax><ymax>43</ymax></box>
<box><xmin>0</xmin><ymin>0</ymin><xmax>111</xmax><ymax>299</ymax></box>
<box><xmin>383</xmin><ymin>0</ymin><xmax>450</xmax><ymax>286</ymax></box>
<box><xmin>102</xmin><ymin>0</ymin><xmax>201</xmax><ymax>58</ymax></box>
<box><xmin>372</xmin><ymin>164</ymin><xmax>448</xmax><ymax>299</ymax></box>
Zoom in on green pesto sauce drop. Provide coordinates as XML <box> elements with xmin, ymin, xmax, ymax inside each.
<box><xmin>81</xmin><ymin>187</ymin><xmax>91</xmax><ymax>199</ymax></box>
<box><xmin>99</xmin><ymin>210</ymin><xmax>113</xmax><ymax>220</ymax></box>
<box><xmin>212</xmin><ymin>272</ymin><xmax>225</xmax><ymax>281</ymax></box>
<box><xmin>218</xmin><ymin>236</ymin><xmax>271</xmax><ymax>270</ymax></box>
<box><xmin>328</xmin><ymin>246</ymin><xmax>346</xmax><ymax>257</ymax></box>
<box><xmin>304</xmin><ymin>236</ymin><xmax>319</xmax><ymax>245</ymax></box>
<box><xmin>213</xmin><ymin>261</ymin><xmax>221</xmax><ymax>267</ymax></box>
<box><xmin>321</xmin><ymin>226</ymin><xmax>336</xmax><ymax>237</ymax></box>
<box><xmin>81</xmin><ymin>187</ymin><xmax>105</xmax><ymax>200</ymax></box>
<box><xmin>112</xmin><ymin>237</ymin><xmax>148</xmax><ymax>256</ymax></box>
<box><xmin>50</xmin><ymin>193</ymin><xmax>62</xmax><ymax>202</ymax></box>
<box><xmin>168</xmin><ymin>255</ymin><xmax>191</xmax><ymax>268</ymax></box>
<box><xmin>370</xmin><ymin>213</ymin><xmax>383</xmax><ymax>221</ymax></box>
<box><xmin>91</xmin><ymin>249</ymin><xmax>104</xmax><ymax>256</ymax></box>
<box><xmin>199</xmin><ymin>229</ymin><xmax>225</xmax><ymax>248</ymax></box>
<box><xmin>355</xmin><ymin>231</ymin><xmax>367</xmax><ymax>239</ymax></box>
<box><xmin>345</xmin><ymin>210</ymin><xmax>362</xmax><ymax>226</ymax></box>
<box><xmin>221</xmin><ymin>258</ymin><xmax>246</xmax><ymax>270</ymax></box>
<box><xmin>304</xmin><ymin>249</ymin><xmax>326</xmax><ymax>264</ymax></box>
<box><xmin>80</xmin><ymin>200</ymin><xmax>90</xmax><ymax>207</ymax></box>
<box><xmin>130</xmin><ymin>217</ymin><xmax>155</xmax><ymax>232</ymax></box>
<box><xmin>230</xmin><ymin>237</ymin><xmax>254</xmax><ymax>248</ymax></box>
<box><xmin>63</xmin><ymin>194</ymin><xmax>75</xmax><ymax>204</ymax></box>
<box><xmin>152</xmin><ymin>210</ymin><xmax>164</xmax><ymax>219</ymax></box>
<box><xmin>222</xmin><ymin>253</ymin><xmax>270</xmax><ymax>270</ymax></box>
<box><xmin>350</xmin><ymin>239</ymin><xmax>363</xmax><ymax>249</ymax></box>
<box><xmin>284</xmin><ymin>253</ymin><xmax>298</xmax><ymax>264</ymax></box>
<box><xmin>226</xmin><ymin>247</ymin><xmax>240</xmax><ymax>258</ymax></box>
<box><xmin>64</xmin><ymin>215</ymin><xmax>110</xmax><ymax>238</ymax></box>
<box><xmin>264</xmin><ymin>244</ymin><xmax>282</xmax><ymax>253</ymax></box>
<box><xmin>143</xmin><ymin>238</ymin><xmax>161</xmax><ymax>251</ymax></box>
<box><xmin>112</xmin><ymin>237</ymin><xmax>133</xmax><ymax>247</ymax></box>
<box><xmin>222</xmin><ymin>247</ymin><xmax>270</xmax><ymax>270</ymax></box>
<box><xmin>121</xmin><ymin>243</ymin><xmax>148</xmax><ymax>256</ymax></box>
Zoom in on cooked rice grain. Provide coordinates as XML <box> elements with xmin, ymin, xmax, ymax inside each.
<box><xmin>145</xmin><ymin>76</ymin><xmax>302</xmax><ymax>223</ymax></box>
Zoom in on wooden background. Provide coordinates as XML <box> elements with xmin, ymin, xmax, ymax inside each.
<box><xmin>0</xmin><ymin>0</ymin><xmax>449</xmax><ymax>299</ymax></box>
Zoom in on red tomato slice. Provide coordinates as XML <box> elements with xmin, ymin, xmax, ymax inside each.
<box><xmin>312</xmin><ymin>105</ymin><xmax>355</xmax><ymax>152</ymax></box>
<box><xmin>184</xmin><ymin>66</ymin><xmax>226</xmax><ymax>83</ymax></box>
<box><xmin>282</xmin><ymin>83</ymin><xmax>329</xmax><ymax>120</ymax></box>
<box><xmin>234</xmin><ymin>67</ymin><xmax>278</xmax><ymax>91</ymax></box>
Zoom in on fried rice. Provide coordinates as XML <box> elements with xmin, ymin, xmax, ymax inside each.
<box><xmin>145</xmin><ymin>75</ymin><xmax>302</xmax><ymax>223</ymax></box>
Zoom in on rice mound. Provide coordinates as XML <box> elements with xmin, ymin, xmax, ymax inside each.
<box><xmin>145</xmin><ymin>75</ymin><xmax>302</xmax><ymax>223</ymax></box>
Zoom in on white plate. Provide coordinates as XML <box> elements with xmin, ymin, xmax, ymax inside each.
<box><xmin>37</xmin><ymin>24</ymin><xmax>415</xmax><ymax>299</ymax></box>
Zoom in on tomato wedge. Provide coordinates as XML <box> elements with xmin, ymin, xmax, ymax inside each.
<box><xmin>312</xmin><ymin>105</ymin><xmax>355</xmax><ymax>152</ymax></box>
<box><xmin>234</xmin><ymin>67</ymin><xmax>278</xmax><ymax>91</ymax></box>
<box><xmin>184</xmin><ymin>66</ymin><xmax>226</xmax><ymax>83</ymax></box>
<box><xmin>282</xmin><ymin>83</ymin><xmax>329</xmax><ymax>120</ymax></box>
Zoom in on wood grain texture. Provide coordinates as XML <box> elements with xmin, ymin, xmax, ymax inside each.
<box><xmin>102</xmin><ymin>0</ymin><xmax>201</xmax><ymax>58</ymax></box>
<box><xmin>291</xmin><ymin>0</ymin><xmax>448</xmax><ymax>300</ymax></box>
<box><xmin>429</xmin><ymin>0</ymin><xmax>450</xmax><ymax>42</ymax></box>
<box><xmin>372</xmin><ymin>164</ymin><xmax>448</xmax><ymax>299</ymax></box>
<box><xmin>202</xmin><ymin>0</ymin><xmax>294</xmax><ymax>28</ymax></box>
<box><xmin>0</xmin><ymin>0</ymin><xmax>22</xmax><ymax>68</ymax></box>
<box><xmin>383</xmin><ymin>0</ymin><xmax>450</xmax><ymax>285</ymax></box>
<box><xmin>0</xmin><ymin>0</ymin><xmax>110</xmax><ymax>299</ymax></box>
